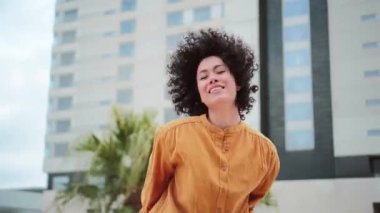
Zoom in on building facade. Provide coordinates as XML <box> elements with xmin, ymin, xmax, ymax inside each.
<box><xmin>259</xmin><ymin>0</ymin><xmax>380</xmax><ymax>212</ymax></box>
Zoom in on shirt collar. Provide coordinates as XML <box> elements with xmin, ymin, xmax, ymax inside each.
<box><xmin>200</xmin><ymin>114</ymin><xmax>245</xmax><ymax>135</ymax></box>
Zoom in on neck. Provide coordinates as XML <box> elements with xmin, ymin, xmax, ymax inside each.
<box><xmin>207</xmin><ymin>105</ymin><xmax>241</xmax><ymax>129</ymax></box>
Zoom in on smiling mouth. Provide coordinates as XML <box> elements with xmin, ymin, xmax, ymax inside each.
<box><xmin>208</xmin><ymin>86</ymin><xmax>225</xmax><ymax>94</ymax></box>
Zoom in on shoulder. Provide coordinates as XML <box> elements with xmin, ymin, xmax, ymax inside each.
<box><xmin>242</xmin><ymin>124</ymin><xmax>277</xmax><ymax>154</ymax></box>
<box><xmin>156</xmin><ymin>115</ymin><xmax>202</xmax><ymax>136</ymax></box>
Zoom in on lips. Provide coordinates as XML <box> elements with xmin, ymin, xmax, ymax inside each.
<box><xmin>208</xmin><ymin>86</ymin><xmax>225</xmax><ymax>94</ymax></box>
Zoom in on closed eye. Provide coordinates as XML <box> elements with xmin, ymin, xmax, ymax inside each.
<box><xmin>199</xmin><ymin>75</ymin><xmax>208</xmax><ymax>80</ymax></box>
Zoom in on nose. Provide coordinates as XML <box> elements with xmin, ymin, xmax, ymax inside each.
<box><xmin>209</xmin><ymin>77</ymin><xmax>218</xmax><ymax>85</ymax></box>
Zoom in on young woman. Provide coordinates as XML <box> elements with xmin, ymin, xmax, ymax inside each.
<box><xmin>140</xmin><ymin>29</ymin><xmax>280</xmax><ymax>213</ymax></box>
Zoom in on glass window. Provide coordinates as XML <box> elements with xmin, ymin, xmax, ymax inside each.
<box><xmin>167</xmin><ymin>11</ymin><xmax>183</xmax><ymax>27</ymax></box>
<box><xmin>52</xmin><ymin>53</ymin><xmax>58</xmax><ymax>68</ymax></box>
<box><xmin>283</xmin><ymin>0</ymin><xmax>309</xmax><ymax>17</ymax></box>
<box><xmin>45</xmin><ymin>143</ymin><xmax>53</xmax><ymax>158</ymax></box>
<box><xmin>286</xmin><ymin>103</ymin><xmax>313</xmax><ymax>121</ymax></box>
<box><xmin>61</xmin><ymin>30</ymin><xmax>76</xmax><ymax>44</ymax></box>
<box><xmin>283</xmin><ymin>24</ymin><xmax>309</xmax><ymax>42</ymax></box>
<box><xmin>284</xmin><ymin>48</ymin><xmax>310</xmax><ymax>68</ymax></box>
<box><xmin>194</xmin><ymin>6</ymin><xmax>211</xmax><ymax>22</ymax></box>
<box><xmin>117</xmin><ymin>89</ymin><xmax>133</xmax><ymax>104</ymax></box>
<box><xmin>118</xmin><ymin>65</ymin><xmax>133</xmax><ymax>81</ymax></box>
<box><xmin>104</xmin><ymin>31</ymin><xmax>116</xmax><ymax>37</ymax></box>
<box><xmin>52</xmin><ymin>175</ymin><xmax>70</xmax><ymax>190</ymax></box>
<box><xmin>60</xmin><ymin>51</ymin><xmax>75</xmax><ymax>66</ymax></box>
<box><xmin>122</xmin><ymin>0</ymin><xmax>136</xmax><ymax>12</ymax></box>
<box><xmin>368</xmin><ymin>129</ymin><xmax>380</xmax><ymax>137</ymax></box>
<box><xmin>364</xmin><ymin>70</ymin><xmax>380</xmax><ymax>78</ymax></box>
<box><xmin>168</xmin><ymin>0</ymin><xmax>181</xmax><ymax>3</ymax></box>
<box><xmin>120</xmin><ymin>19</ymin><xmax>136</xmax><ymax>34</ymax></box>
<box><xmin>363</xmin><ymin>42</ymin><xmax>380</xmax><ymax>49</ymax></box>
<box><xmin>286</xmin><ymin>76</ymin><xmax>312</xmax><ymax>93</ymax></box>
<box><xmin>58</xmin><ymin>73</ymin><xmax>73</xmax><ymax>88</ymax></box>
<box><xmin>55</xmin><ymin>11</ymin><xmax>60</xmax><ymax>24</ymax></box>
<box><xmin>47</xmin><ymin>121</ymin><xmax>54</xmax><ymax>134</ymax></box>
<box><xmin>286</xmin><ymin>129</ymin><xmax>314</xmax><ymax>151</ymax></box>
<box><xmin>63</xmin><ymin>9</ymin><xmax>78</xmax><ymax>22</ymax></box>
<box><xmin>361</xmin><ymin>14</ymin><xmax>377</xmax><ymax>21</ymax></box>
<box><xmin>55</xmin><ymin>143</ymin><xmax>68</xmax><ymax>157</ymax></box>
<box><xmin>166</xmin><ymin>34</ymin><xmax>182</xmax><ymax>51</ymax></box>
<box><xmin>119</xmin><ymin>42</ymin><xmax>135</xmax><ymax>57</ymax></box>
<box><xmin>104</xmin><ymin>9</ymin><xmax>116</xmax><ymax>15</ymax></box>
<box><xmin>164</xmin><ymin>108</ymin><xmax>178</xmax><ymax>122</ymax></box>
<box><xmin>57</xmin><ymin>96</ymin><xmax>73</xmax><ymax>110</ymax></box>
<box><xmin>366</xmin><ymin>99</ymin><xmax>380</xmax><ymax>106</ymax></box>
<box><xmin>56</xmin><ymin>119</ymin><xmax>71</xmax><ymax>133</ymax></box>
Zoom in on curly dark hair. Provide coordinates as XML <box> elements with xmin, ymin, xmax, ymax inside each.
<box><xmin>167</xmin><ymin>28</ymin><xmax>258</xmax><ymax>120</ymax></box>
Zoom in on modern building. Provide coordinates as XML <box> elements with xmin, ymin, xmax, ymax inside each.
<box><xmin>260</xmin><ymin>0</ymin><xmax>380</xmax><ymax>212</ymax></box>
<box><xmin>43</xmin><ymin>0</ymin><xmax>260</xmax><ymax>212</ymax></box>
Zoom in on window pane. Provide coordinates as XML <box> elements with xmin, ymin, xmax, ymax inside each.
<box><xmin>60</xmin><ymin>51</ymin><xmax>75</xmax><ymax>66</ymax></box>
<box><xmin>283</xmin><ymin>0</ymin><xmax>309</xmax><ymax>17</ymax></box>
<box><xmin>45</xmin><ymin>143</ymin><xmax>53</xmax><ymax>158</ymax></box>
<box><xmin>117</xmin><ymin>89</ymin><xmax>133</xmax><ymax>104</ymax></box>
<box><xmin>168</xmin><ymin>0</ymin><xmax>181</xmax><ymax>3</ymax></box>
<box><xmin>194</xmin><ymin>6</ymin><xmax>211</xmax><ymax>22</ymax></box>
<box><xmin>58</xmin><ymin>74</ymin><xmax>73</xmax><ymax>88</ymax></box>
<box><xmin>63</xmin><ymin>9</ymin><xmax>78</xmax><ymax>22</ymax></box>
<box><xmin>119</xmin><ymin>42</ymin><xmax>135</xmax><ymax>57</ymax></box>
<box><xmin>366</xmin><ymin>99</ymin><xmax>380</xmax><ymax>106</ymax></box>
<box><xmin>284</xmin><ymin>49</ymin><xmax>310</xmax><ymax>67</ymax></box>
<box><xmin>55</xmin><ymin>143</ymin><xmax>68</xmax><ymax>157</ymax></box>
<box><xmin>120</xmin><ymin>19</ymin><xmax>136</xmax><ymax>34</ymax></box>
<box><xmin>61</xmin><ymin>30</ymin><xmax>76</xmax><ymax>44</ymax></box>
<box><xmin>118</xmin><ymin>65</ymin><xmax>133</xmax><ymax>81</ymax></box>
<box><xmin>368</xmin><ymin>129</ymin><xmax>380</xmax><ymax>137</ymax></box>
<box><xmin>364</xmin><ymin>70</ymin><xmax>380</xmax><ymax>78</ymax></box>
<box><xmin>361</xmin><ymin>14</ymin><xmax>377</xmax><ymax>21</ymax></box>
<box><xmin>52</xmin><ymin>175</ymin><xmax>70</xmax><ymax>190</ymax></box>
<box><xmin>284</xmin><ymin>24</ymin><xmax>309</xmax><ymax>42</ymax></box>
<box><xmin>104</xmin><ymin>9</ymin><xmax>116</xmax><ymax>15</ymax></box>
<box><xmin>286</xmin><ymin>76</ymin><xmax>312</xmax><ymax>93</ymax></box>
<box><xmin>57</xmin><ymin>96</ymin><xmax>73</xmax><ymax>110</ymax></box>
<box><xmin>164</xmin><ymin>108</ymin><xmax>178</xmax><ymax>122</ymax></box>
<box><xmin>286</xmin><ymin>129</ymin><xmax>314</xmax><ymax>151</ymax></box>
<box><xmin>167</xmin><ymin>11</ymin><xmax>183</xmax><ymax>27</ymax></box>
<box><xmin>56</xmin><ymin>120</ymin><xmax>71</xmax><ymax>133</ymax></box>
<box><xmin>166</xmin><ymin>34</ymin><xmax>182</xmax><ymax>51</ymax></box>
<box><xmin>122</xmin><ymin>0</ymin><xmax>136</xmax><ymax>12</ymax></box>
<box><xmin>286</xmin><ymin>103</ymin><xmax>313</xmax><ymax>121</ymax></box>
<box><xmin>363</xmin><ymin>42</ymin><xmax>380</xmax><ymax>49</ymax></box>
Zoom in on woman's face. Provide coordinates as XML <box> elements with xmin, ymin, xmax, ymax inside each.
<box><xmin>196</xmin><ymin>56</ymin><xmax>239</xmax><ymax>109</ymax></box>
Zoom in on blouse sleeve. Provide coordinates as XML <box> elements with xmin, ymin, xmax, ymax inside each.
<box><xmin>140</xmin><ymin>128</ymin><xmax>176</xmax><ymax>213</ymax></box>
<box><xmin>248</xmin><ymin>141</ymin><xmax>280</xmax><ymax>212</ymax></box>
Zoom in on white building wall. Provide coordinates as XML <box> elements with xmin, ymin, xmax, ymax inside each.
<box><xmin>328</xmin><ymin>0</ymin><xmax>380</xmax><ymax>157</ymax></box>
<box><xmin>256</xmin><ymin>178</ymin><xmax>380</xmax><ymax>213</ymax></box>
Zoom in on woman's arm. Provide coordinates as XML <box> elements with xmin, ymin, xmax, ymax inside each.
<box><xmin>140</xmin><ymin>128</ymin><xmax>176</xmax><ymax>213</ymax></box>
<box><xmin>248</xmin><ymin>143</ymin><xmax>280</xmax><ymax>212</ymax></box>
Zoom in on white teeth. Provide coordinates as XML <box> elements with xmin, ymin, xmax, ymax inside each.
<box><xmin>209</xmin><ymin>86</ymin><xmax>224</xmax><ymax>94</ymax></box>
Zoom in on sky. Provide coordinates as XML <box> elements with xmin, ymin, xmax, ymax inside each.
<box><xmin>0</xmin><ymin>0</ymin><xmax>54</xmax><ymax>189</ymax></box>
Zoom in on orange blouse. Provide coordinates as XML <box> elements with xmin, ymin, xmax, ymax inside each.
<box><xmin>140</xmin><ymin>114</ymin><xmax>280</xmax><ymax>213</ymax></box>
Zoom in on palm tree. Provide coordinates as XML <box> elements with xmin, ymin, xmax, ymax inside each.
<box><xmin>55</xmin><ymin>108</ymin><xmax>157</xmax><ymax>213</ymax></box>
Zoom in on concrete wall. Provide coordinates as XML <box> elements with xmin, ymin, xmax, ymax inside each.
<box><xmin>256</xmin><ymin>178</ymin><xmax>380</xmax><ymax>213</ymax></box>
<box><xmin>328</xmin><ymin>0</ymin><xmax>380</xmax><ymax>157</ymax></box>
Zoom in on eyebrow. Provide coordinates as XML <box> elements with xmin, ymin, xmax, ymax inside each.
<box><xmin>198</xmin><ymin>64</ymin><xmax>226</xmax><ymax>74</ymax></box>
